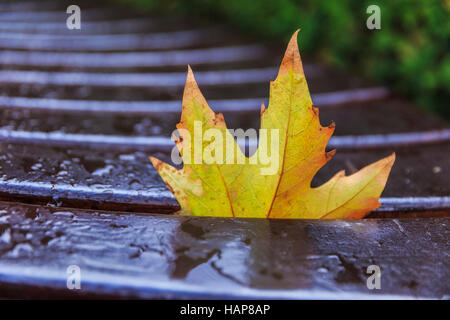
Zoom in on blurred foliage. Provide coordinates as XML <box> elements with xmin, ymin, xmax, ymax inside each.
<box><xmin>115</xmin><ymin>0</ymin><xmax>450</xmax><ymax>118</ymax></box>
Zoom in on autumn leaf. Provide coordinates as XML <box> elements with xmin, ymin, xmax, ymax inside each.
<box><xmin>150</xmin><ymin>30</ymin><xmax>395</xmax><ymax>219</ymax></box>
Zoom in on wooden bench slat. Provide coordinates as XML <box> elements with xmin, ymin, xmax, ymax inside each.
<box><xmin>0</xmin><ymin>0</ymin><xmax>447</xmax><ymax>301</ymax></box>
<box><xmin>0</xmin><ymin>1</ymin><xmax>60</xmax><ymax>12</ymax></box>
<box><xmin>0</xmin><ymin>201</ymin><xmax>448</xmax><ymax>299</ymax></box>
<box><xmin>0</xmin><ymin>17</ymin><xmax>201</xmax><ymax>34</ymax></box>
<box><xmin>2</xmin><ymin>129</ymin><xmax>449</xmax><ymax>152</ymax></box>
<box><xmin>0</xmin><ymin>8</ymin><xmax>118</xmax><ymax>22</ymax></box>
<box><xmin>0</xmin><ymin>59</ymin><xmax>376</xmax><ymax>99</ymax></box>
<box><xmin>0</xmin><ymin>142</ymin><xmax>448</xmax><ymax>213</ymax></box>
<box><xmin>0</xmin><ymin>87</ymin><xmax>388</xmax><ymax>114</ymax></box>
<box><xmin>1</xmin><ymin>99</ymin><xmax>446</xmax><ymax>138</ymax></box>
<box><xmin>0</xmin><ymin>28</ymin><xmax>248</xmax><ymax>51</ymax></box>
<box><xmin>0</xmin><ymin>45</ymin><xmax>271</xmax><ymax>68</ymax></box>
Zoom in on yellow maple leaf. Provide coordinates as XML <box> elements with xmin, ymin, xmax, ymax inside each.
<box><xmin>150</xmin><ymin>30</ymin><xmax>395</xmax><ymax>219</ymax></box>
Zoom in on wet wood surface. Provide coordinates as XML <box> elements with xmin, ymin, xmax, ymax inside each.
<box><xmin>0</xmin><ymin>142</ymin><xmax>449</xmax><ymax>214</ymax></box>
<box><xmin>0</xmin><ymin>201</ymin><xmax>448</xmax><ymax>299</ymax></box>
<box><xmin>0</xmin><ymin>0</ymin><xmax>448</xmax><ymax>299</ymax></box>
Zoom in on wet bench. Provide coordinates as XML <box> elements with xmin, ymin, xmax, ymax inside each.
<box><xmin>0</xmin><ymin>0</ymin><xmax>448</xmax><ymax>299</ymax></box>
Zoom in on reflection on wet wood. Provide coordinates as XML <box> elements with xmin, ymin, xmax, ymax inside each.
<box><xmin>0</xmin><ymin>201</ymin><xmax>448</xmax><ymax>299</ymax></box>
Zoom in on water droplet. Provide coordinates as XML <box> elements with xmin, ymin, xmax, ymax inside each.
<box><xmin>31</xmin><ymin>163</ymin><xmax>42</xmax><ymax>170</ymax></box>
<box><xmin>119</xmin><ymin>154</ymin><xmax>136</xmax><ymax>161</ymax></box>
<box><xmin>0</xmin><ymin>228</ymin><xmax>11</xmax><ymax>244</ymax></box>
<box><xmin>9</xmin><ymin>243</ymin><xmax>33</xmax><ymax>258</ymax></box>
<box><xmin>92</xmin><ymin>164</ymin><xmax>114</xmax><ymax>176</ymax></box>
<box><xmin>53</xmin><ymin>211</ymin><xmax>74</xmax><ymax>218</ymax></box>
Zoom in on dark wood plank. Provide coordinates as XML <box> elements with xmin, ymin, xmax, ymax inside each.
<box><xmin>0</xmin><ymin>1</ymin><xmax>61</xmax><ymax>12</ymax></box>
<box><xmin>0</xmin><ymin>142</ymin><xmax>177</xmax><ymax>212</ymax></box>
<box><xmin>1</xmin><ymin>98</ymin><xmax>447</xmax><ymax>138</ymax></box>
<box><xmin>0</xmin><ymin>201</ymin><xmax>448</xmax><ymax>299</ymax></box>
<box><xmin>0</xmin><ymin>29</ymin><xmax>252</xmax><ymax>52</ymax></box>
<box><xmin>0</xmin><ymin>142</ymin><xmax>448</xmax><ymax>213</ymax></box>
<box><xmin>0</xmin><ymin>65</ymin><xmax>372</xmax><ymax>100</ymax></box>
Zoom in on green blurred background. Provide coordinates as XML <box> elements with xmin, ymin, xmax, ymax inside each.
<box><xmin>115</xmin><ymin>0</ymin><xmax>449</xmax><ymax>118</ymax></box>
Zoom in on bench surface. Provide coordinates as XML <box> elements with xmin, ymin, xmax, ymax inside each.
<box><xmin>0</xmin><ymin>0</ymin><xmax>448</xmax><ymax>299</ymax></box>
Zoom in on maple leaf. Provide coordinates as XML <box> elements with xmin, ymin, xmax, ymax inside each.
<box><xmin>150</xmin><ymin>30</ymin><xmax>395</xmax><ymax>219</ymax></box>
